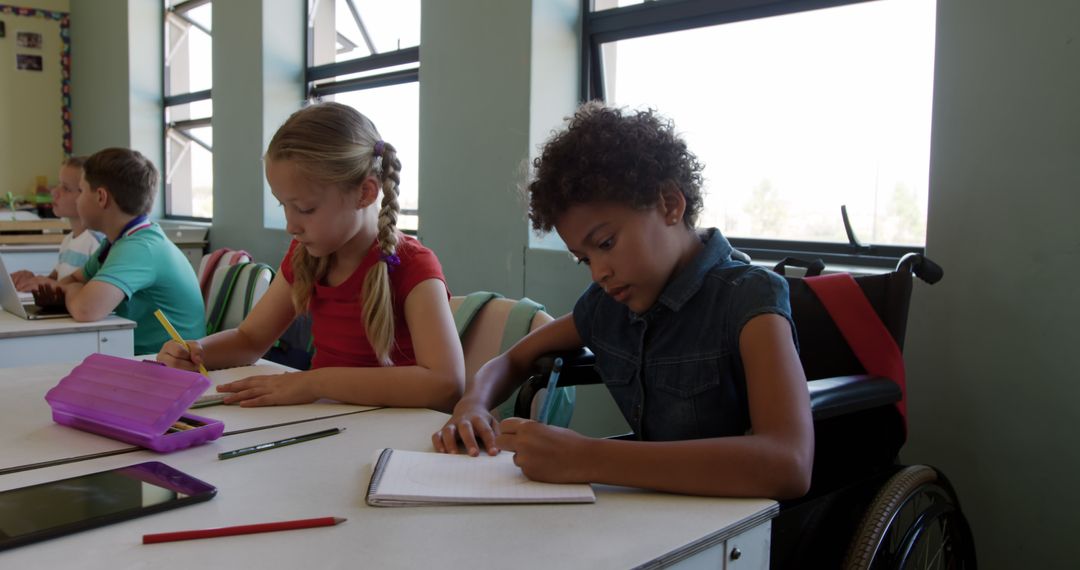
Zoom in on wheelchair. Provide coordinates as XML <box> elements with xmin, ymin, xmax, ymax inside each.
<box><xmin>513</xmin><ymin>253</ymin><xmax>977</xmax><ymax>569</ymax></box>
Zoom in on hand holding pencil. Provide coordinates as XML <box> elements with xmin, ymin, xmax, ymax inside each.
<box><xmin>153</xmin><ymin>309</ymin><xmax>209</xmax><ymax>377</ymax></box>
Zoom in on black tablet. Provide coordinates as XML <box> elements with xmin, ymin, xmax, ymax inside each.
<box><xmin>0</xmin><ymin>461</ymin><xmax>217</xmax><ymax>551</ymax></box>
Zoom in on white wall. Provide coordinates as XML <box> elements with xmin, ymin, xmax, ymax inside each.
<box><xmin>902</xmin><ymin>0</ymin><xmax>1080</xmax><ymax>567</ymax></box>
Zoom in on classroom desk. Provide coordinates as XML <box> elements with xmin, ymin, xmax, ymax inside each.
<box><xmin>0</xmin><ymin>312</ymin><xmax>135</xmax><ymax>367</ymax></box>
<box><xmin>0</xmin><ymin>361</ymin><xmax>377</xmax><ymax>475</ymax></box>
<box><xmin>0</xmin><ymin>409</ymin><xmax>778</xmax><ymax>569</ymax></box>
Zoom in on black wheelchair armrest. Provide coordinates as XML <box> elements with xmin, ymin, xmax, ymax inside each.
<box><xmin>808</xmin><ymin>375</ymin><xmax>901</xmax><ymax>421</ymax></box>
<box><xmin>513</xmin><ymin>349</ymin><xmax>598</xmax><ymax>418</ymax></box>
<box><xmin>513</xmin><ymin>353</ymin><xmax>901</xmax><ymax>423</ymax></box>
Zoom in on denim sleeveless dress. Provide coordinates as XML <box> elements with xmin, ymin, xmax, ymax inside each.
<box><xmin>573</xmin><ymin>228</ymin><xmax>794</xmax><ymax>441</ymax></box>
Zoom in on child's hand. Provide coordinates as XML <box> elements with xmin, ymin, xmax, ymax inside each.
<box><xmin>216</xmin><ymin>373</ymin><xmax>314</xmax><ymax>407</ymax></box>
<box><xmin>11</xmin><ymin>270</ymin><xmax>35</xmax><ymax>291</ymax></box>
<box><xmin>32</xmin><ymin>282</ymin><xmax>65</xmax><ymax>308</ymax></box>
<box><xmin>15</xmin><ymin>274</ymin><xmax>55</xmax><ymax>292</ymax></box>
<box><xmin>432</xmin><ymin>400</ymin><xmax>500</xmax><ymax>456</ymax></box>
<box><xmin>495</xmin><ymin>418</ymin><xmax>592</xmax><ymax>484</ymax></box>
<box><xmin>157</xmin><ymin>339</ymin><xmax>205</xmax><ymax>372</ymax></box>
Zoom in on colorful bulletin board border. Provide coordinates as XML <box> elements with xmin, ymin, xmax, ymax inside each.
<box><xmin>1</xmin><ymin>4</ymin><xmax>72</xmax><ymax>158</ymax></box>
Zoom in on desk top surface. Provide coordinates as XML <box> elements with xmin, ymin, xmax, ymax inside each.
<box><xmin>0</xmin><ymin>408</ymin><xmax>777</xmax><ymax>569</ymax></box>
<box><xmin>0</xmin><ymin>311</ymin><xmax>136</xmax><ymax>339</ymax></box>
<box><xmin>0</xmin><ymin>361</ymin><xmax>376</xmax><ymax>475</ymax></box>
<box><xmin>0</xmin><ymin>244</ymin><xmax>61</xmax><ymax>253</ymax></box>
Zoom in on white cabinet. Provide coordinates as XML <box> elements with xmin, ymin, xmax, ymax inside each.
<box><xmin>725</xmin><ymin>521</ymin><xmax>771</xmax><ymax>570</ymax></box>
<box><xmin>0</xmin><ymin>314</ymin><xmax>135</xmax><ymax>368</ymax></box>
<box><xmin>664</xmin><ymin>520</ymin><xmax>772</xmax><ymax>570</ymax></box>
<box><xmin>97</xmin><ymin>328</ymin><xmax>134</xmax><ymax>357</ymax></box>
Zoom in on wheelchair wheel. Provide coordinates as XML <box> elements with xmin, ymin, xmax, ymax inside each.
<box><xmin>844</xmin><ymin>465</ymin><xmax>976</xmax><ymax>570</ymax></box>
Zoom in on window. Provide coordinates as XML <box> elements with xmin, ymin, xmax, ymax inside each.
<box><xmin>584</xmin><ymin>0</ymin><xmax>936</xmax><ymax>267</ymax></box>
<box><xmin>307</xmin><ymin>0</ymin><xmax>420</xmax><ymax>232</ymax></box>
<box><xmin>163</xmin><ymin>0</ymin><xmax>213</xmax><ymax>220</ymax></box>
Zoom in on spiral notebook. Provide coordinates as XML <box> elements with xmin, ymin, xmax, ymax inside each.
<box><xmin>366</xmin><ymin>448</ymin><xmax>596</xmax><ymax>507</ymax></box>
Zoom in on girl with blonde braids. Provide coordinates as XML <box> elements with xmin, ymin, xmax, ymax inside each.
<box><xmin>157</xmin><ymin>102</ymin><xmax>464</xmax><ymax>411</ymax></box>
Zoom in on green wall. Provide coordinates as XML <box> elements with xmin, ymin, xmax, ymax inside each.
<box><xmin>419</xmin><ymin>0</ymin><xmax>623</xmax><ymax>438</ymax></box>
<box><xmin>418</xmin><ymin>0</ymin><xmax>533</xmax><ymax>299</ymax></box>
<box><xmin>70</xmin><ymin>0</ymin><xmax>161</xmax><ymax>216</ymax></box>
<box><xmin>70</xmin><ymin>0</ymin><xmax>130</xmax><ymax>155</ymax></box>
<box><xmin>902</xmin><ymin>0</ymin><xmax>1080</xmax><ymax>567</ymax></box>
<box><xmin>209</xmin><ymin>0</ymin><xmax>303</xmax><ymax>265</ymax></box>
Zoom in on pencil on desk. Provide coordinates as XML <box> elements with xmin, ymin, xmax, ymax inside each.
<box><xmin>142</xmin><ymin>516</ymin><xmax>346</xmax><ymax>544</ymax></box>
<box><xmin>218</xmin><ymin>427</ymin><xmax>345</xmax><ymax>460</ymax></box>
<box><xmin>153</xmin><ymin>308</ymin><xmax>209</xmax><ymax>377</ymax></box>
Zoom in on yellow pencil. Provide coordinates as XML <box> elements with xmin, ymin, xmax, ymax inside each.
<box><xmin>153</xmin><ymin>309</ymin><xmax>209</xmax><ymax>376</ymax></box>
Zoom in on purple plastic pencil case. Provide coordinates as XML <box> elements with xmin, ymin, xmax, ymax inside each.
<box><xmin>44</xmin><ymin>353</ymin><xmax>225</xmax><ymax>453</ymax></box>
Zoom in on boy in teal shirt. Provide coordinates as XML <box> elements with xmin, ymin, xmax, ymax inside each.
<box><xmin>36</xmin><ymin>148</ymin><xmax>204</xmax><ymax>354</ymax></box>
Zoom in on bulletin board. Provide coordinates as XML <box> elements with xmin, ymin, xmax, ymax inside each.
<box><xmin>0</xmin><ymin>4</ymin><xmax>71</xmax><ymax>199</ymax></box>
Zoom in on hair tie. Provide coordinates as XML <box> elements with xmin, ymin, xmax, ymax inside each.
<box><xmin>380</xmin><ymin>252</ymin><xmax>400</xmax><ymax>272</ymax></box>
<box><xmin>373</xmin><ymin>140</ymin><xmax>385</xmax><ymax>158</ymax></box>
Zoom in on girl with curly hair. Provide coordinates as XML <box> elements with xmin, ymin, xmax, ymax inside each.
<box><xmin>433</xmin><ymin>102</ymin><xmax>812</xmax><ymax>499</ymax></box>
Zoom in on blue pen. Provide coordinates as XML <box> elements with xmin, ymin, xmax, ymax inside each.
<box><xmin>537</xmin><ymin>357</ymin><xmax>564</xmax><ymax>425</ymax></box>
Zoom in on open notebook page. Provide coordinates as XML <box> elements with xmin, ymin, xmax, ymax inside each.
<box><xmin>366</xmin><ymin>448</ymin><xmax>596</xmax><ymax>506</ymax></box>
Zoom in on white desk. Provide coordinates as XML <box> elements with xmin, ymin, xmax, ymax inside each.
<box><xmin>0</xmin><ymin>409</ymin><xmax>777</xmax><ymax>569</ymax></box>
<box><xmin>0</xmin><ymin>361</ymin><xmax>377</xmax><ymax>475</ymax></box>
<box><xmin>0</xmin><ymin>312</ymin><xmax>135</xmax><ymax>367</ymax></box>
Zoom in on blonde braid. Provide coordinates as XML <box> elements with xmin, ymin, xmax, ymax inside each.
<box><xmin>289</xmin><ymin>245</ymin><xmax>331</xmax><ymax>314</ymax></box>
<box><xmin>360</xmin><ymin>142</ymin><xmax>402</xmax><ymax>366</ymax></box>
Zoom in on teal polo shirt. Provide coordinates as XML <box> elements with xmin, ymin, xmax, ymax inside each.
<box><xmin>83</xmin><ymin>223</ymin><xmax>205</xmax><ymax>355</ymax></box>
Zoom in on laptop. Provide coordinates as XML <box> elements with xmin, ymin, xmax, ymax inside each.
<box><xmin>0</xmin><ymin>255</ymin><xmax>71</xmax><ymax>320</ymax></box>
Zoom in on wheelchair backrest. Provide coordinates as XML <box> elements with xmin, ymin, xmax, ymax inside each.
<box><xmin>784</xmin><ymin>270</ymin><xmax>913</xmax><ymax>382</ymax></box>
<box><xmin>775</xmin><ymin>253</ymin><xmax>945</xmax><ymax>383</ymax></box>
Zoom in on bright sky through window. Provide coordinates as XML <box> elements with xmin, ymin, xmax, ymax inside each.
<box><xmin>604</xmin><ymin>0</ymin><xmax>935</xmax><ymax>246</ymax></box>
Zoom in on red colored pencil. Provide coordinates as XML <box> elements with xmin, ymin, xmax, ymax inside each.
<box><xmin>142</xmin><ymin>516</ymin><xmax>346</xmax><ymax>544</ymax></box>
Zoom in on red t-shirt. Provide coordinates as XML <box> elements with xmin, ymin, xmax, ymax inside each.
<box><xmin>280</xmin><ymin>235</ymin><xmax>449</xmax><ymax>369</ymax></box>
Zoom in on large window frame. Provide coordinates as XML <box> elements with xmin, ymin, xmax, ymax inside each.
<box><xmin>163</xmin><ymin>0</ymin><xmax>213</xmax><ymax>221</ymax></box>
<box><xmin>582</xmin><ymin>0</ymin><xmax>928</xmax><ymax>268</ymax></box>
<box><xmin>305</xmin><ymin>0</ymin><xmax>420</xmax><ymax>234</ymax></box>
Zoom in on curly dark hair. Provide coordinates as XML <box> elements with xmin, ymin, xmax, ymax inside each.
<box><xmin>527</xmin><ymin>102</ymin><xmax>704</xmax><ymax>232</ymax></box>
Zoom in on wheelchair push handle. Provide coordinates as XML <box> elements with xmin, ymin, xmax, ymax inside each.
<box><xmin>896</xmin><ymin>253</ymin><xmax>944</xmax><ymax>285</ymax></box>
<box><xmin>773</xmin><ymin>257</ymin><xmax>826</xmax><ymax>277</ymax></box>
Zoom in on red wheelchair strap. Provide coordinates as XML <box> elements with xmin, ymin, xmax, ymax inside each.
<box><xmin>805</xmin><ymin>273</ymin><xmax>907</xmax><ymax>423</ymax></box>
